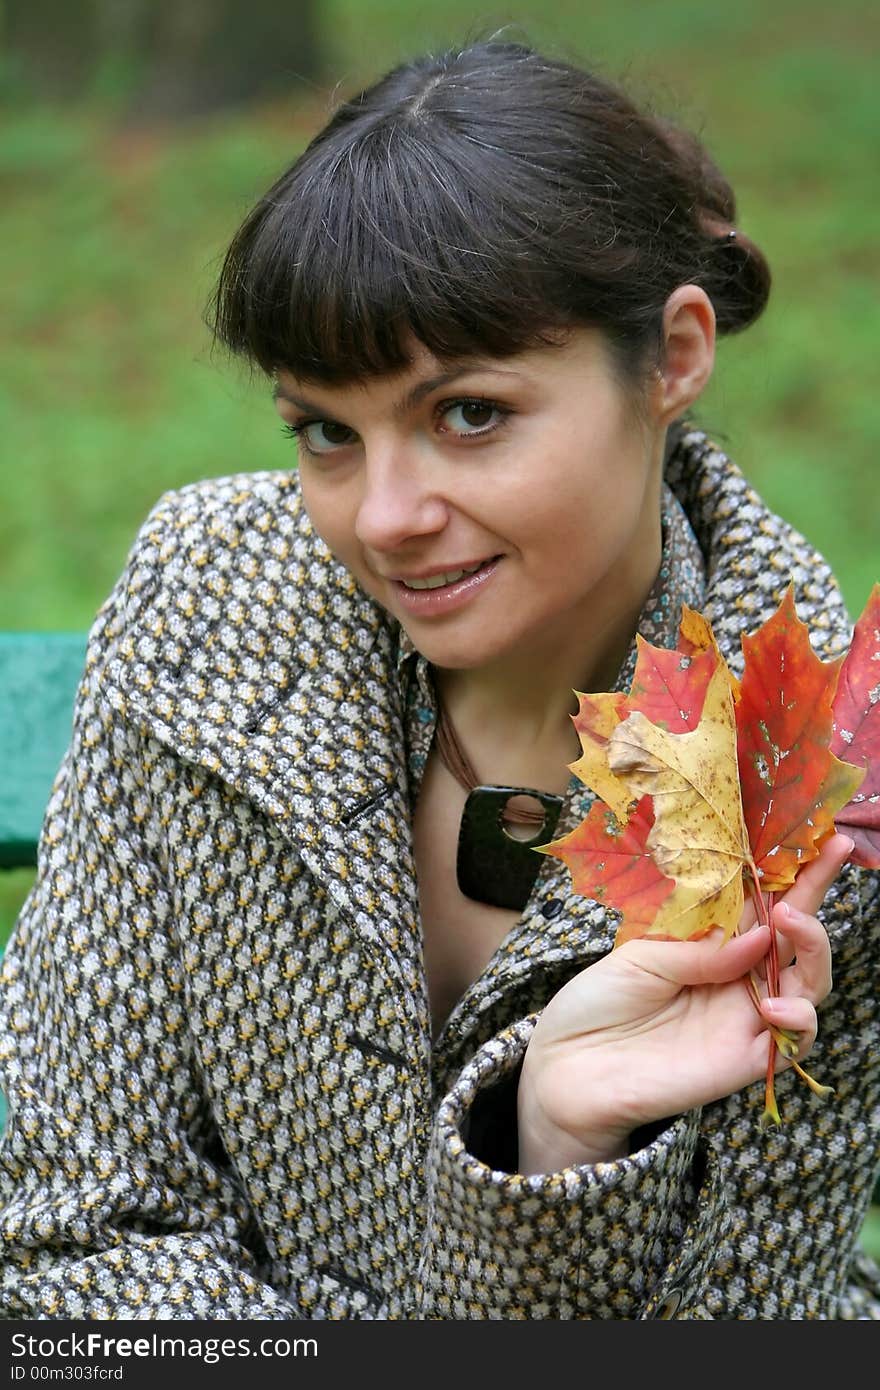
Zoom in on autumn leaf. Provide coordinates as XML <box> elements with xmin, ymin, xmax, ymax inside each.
<box><xmin>569</xmin><ymin>606</ymin><xmax>719</xmax><ymax>819</ymax></box>
<box><xmin>831</xmin><ymin>583</ymin><xmax>880</xmax><ymax>868</ymax></box>
<box><xmin>736</xmin><ymin>585</ymin><xmax>865</xmax><ymax>893</ymax></box>
<box><xmin>627</xmin><ymin>617</ymin><xmax>718</xmax><ymax>729</ymax></box>
<box><xmin>603</xmin><ymin>661</ymin><xmax>750</xmax><ymax>943</ymax></box>
<box><xmin>539</xmin><ymin>795</ymin><xmax>675</xmax><ymax>940</ymax></box>
<box><xmin>675</xmin><ymin>605</ymin><xmax>742</xmax><ymax>705</ymax></box>
<box><xmin>538</xmin><ymin>586</ymin><xmax>876</xmax><ymax>1125</ymax></box>
<box><xmin>558</xmin><ymin>608</ymin><xmax>748</xmax><ymax>943</ymax></box>
<box><xmin>569</xmin><ymin>690</ymin><xmax>632</xmax><ymax>819</ymax></box>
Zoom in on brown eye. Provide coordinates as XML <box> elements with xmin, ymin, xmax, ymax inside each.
<box><xmin>459</xmin><ymin>402</ymin><xmax>495</xmax><ymax>427</ymax></box>
<box><xmin>320</xmin><ymin>421</ymin><xmax>355</xmax><ymax>443</ymax></box>
<box><xmin>299</xmin><ymin>419</ymin><xmax>358</xmax><ymax>453</ymax></box>
<box><xmin>439</xmin><ymin>400</ymin><xmax>504</xmax><ymax>435</ymax></box>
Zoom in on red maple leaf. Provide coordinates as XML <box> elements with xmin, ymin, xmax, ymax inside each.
<box><xmin>542</xmin><ymin>585</ymin><xmax>873</xmax><ymax>1125</ymax></box>
<box><xmin>735</xmin><ymin>585</ymin><xmax>864</xmax><ymax>893</ymax></box>
<box><xmin>539</xmin><ymin>794</ymin><xmax>675</xmax><ymax>941</ymax></box>
<box><xmin>831</xmin><ymin>582</ymin><xmax>880</xmax><ymax>868</ymax></box>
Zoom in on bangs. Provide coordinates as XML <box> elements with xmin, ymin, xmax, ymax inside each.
<box><xmin>210</xmin><ymin>120</ymin><xmax>572</xmax><ymax>384</ymax></box>
<box><xmin>210</xmin><ymin>40</ymin><xmax>770</xmax><ymax>391</ymax></box>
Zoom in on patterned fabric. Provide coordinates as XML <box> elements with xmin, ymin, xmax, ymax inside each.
<box><xmin>0</xmin><ymin>430</ymin><xmax>878</xmax><ymax>1320</ymax></box>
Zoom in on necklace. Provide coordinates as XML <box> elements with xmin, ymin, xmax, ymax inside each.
<box><xmin>433</xmin><ymin>693</ymin><xmax>564</xmax><ymax>911</ymax></box>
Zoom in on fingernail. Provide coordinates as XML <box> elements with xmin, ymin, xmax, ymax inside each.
<box><xmin>777</xmin><ymin>902</ymin><xmax>803</xmax><ymax>923</ymax></box>
<box><xmin>841</xmin><ymin>836</ymin><xmax>855</xmax><ymax>857</ymax></box>
<box><xmin>762</xmin><ymin>997</ymin><xmax>785</xmax><ymax>1016</ymax></box>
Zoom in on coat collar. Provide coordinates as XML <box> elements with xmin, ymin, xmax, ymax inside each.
<box><xmin>104</xmin><ymin>476</ymin><xmax>431</xmax><ymax>1033</ymax></box>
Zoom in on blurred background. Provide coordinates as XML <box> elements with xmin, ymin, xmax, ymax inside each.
<box><xmin>0</xmin><ymin>0</ymin><xmax>878</xmax><ymax>1249</ymax></box>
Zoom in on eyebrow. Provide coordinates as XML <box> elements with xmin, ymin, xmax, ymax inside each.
<box><xmin>271</xmin><ymin>365</ymin><xmax>522</xmax><ymax>419</ymax></box>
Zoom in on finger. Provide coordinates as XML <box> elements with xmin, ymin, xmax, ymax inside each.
<box><xmin>622</xmin><ymin>923</ymin><xmax>771</xmax><ymax>987</ymax></box>
<box><xmin>772</xmin><ymin>902</ymin><xmax>833</xmax><ymax>1002</ymax></box>
<box><xmin>759</xmin><ymin>995</ymin><xmax>818</xmax><ymax>1056</ymax></box>
<box><xmin>777</xmin><ymin>833</ymin><xmax>854</xmax><ymax>918</ymax></box>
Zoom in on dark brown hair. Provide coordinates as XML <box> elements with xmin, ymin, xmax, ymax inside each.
<box><xmin>209</xmin><ymin>40</ymin><xmax>770</xmax><ymax>385</ymax></box>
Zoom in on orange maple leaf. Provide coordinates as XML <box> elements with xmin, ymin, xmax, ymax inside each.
<box><xmin>538</xmin><ymin>587</ymin><xmax>874</xmax><ymax>1125</ymax></box>
<box><xmin>735</xmin><ymin>585</ymin><xmax>864</xmax><ymax>893</ymax></box>
<box><xmin>539</xmin><ymin>795</ymin><xmax>675</xmax><ymax>939</ymax></box>
<box><xmin>604</xmin><ymin>659</ymin><xmax>750</xmax><ymax>943</ymax></box>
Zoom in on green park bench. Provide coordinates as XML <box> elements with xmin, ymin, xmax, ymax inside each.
<box><xmin>0</xmin><ymin>632</ymin><xmax>87</xmax><ymax>871</ymax></box>
<box><xmin>0</xmin><ymin>631</ymin><xmax>88</xmax><ymax>1133</ymax></box>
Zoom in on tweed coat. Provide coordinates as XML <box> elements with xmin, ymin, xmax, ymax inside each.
<box><xmin>0</xmin><ymin>429</ymin><xmax>878</xmax><ymax>1320</ymax></box>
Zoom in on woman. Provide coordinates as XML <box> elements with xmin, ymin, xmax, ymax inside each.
<box><xmin>0</xmin><ymin>40</ymin><xmax>877</xmax><ymax>1320</ymax></box>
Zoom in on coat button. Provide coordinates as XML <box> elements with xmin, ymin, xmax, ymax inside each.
<box><xmin>652</xmin><ymin>1287</ymin><xmax>683</xmax><ymax>1318</ymax></box>
<box><xmin>541</xmin><ymin>898</ymin><xmax>563</xmax><ymax>919</ymax></box>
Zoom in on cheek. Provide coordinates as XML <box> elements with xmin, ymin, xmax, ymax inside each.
<box><xmin>511</xmin><ymin>463</ymin><xmax>650</xmax><ymax>597</ymax></box>
<box><xmin>299</xmin><ymin>475</ymin><xmax>358</xmax><ymax>560</ymax></box>
<box><xmin>514</xmin><ymin>469</ymin><xmax>620</xmax><ymax>550</ymax></box>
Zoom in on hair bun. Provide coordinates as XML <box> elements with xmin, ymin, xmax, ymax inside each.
<box><xmin>653</xmin><ymin>119</ymin><xmax>772</xmax><ymax>337</ymax></box>
<box><xmin>705</xmin><ymin>227</ymin><xmax>771</xmax><ymax>335</ymax></box>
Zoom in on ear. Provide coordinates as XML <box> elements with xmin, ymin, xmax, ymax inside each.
<box><xmin>652</xmin><ymin>286</ymin><xmax>716</xmax><ymax>423</ymax></box>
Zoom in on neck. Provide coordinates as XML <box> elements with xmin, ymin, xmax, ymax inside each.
<box><xmin>433</xmin><ymin>558</ymin><xmax>657</xmax><ymax>754</ymax></box>
<box><xmin>434</xmin><ymin>657</ymin><xmax>583</xmax><ymax>749</ymax></box>
<box><xmin>430</xmin><ymin>609</ymin><xmax>640</xmax><ymax>802</ymax></box>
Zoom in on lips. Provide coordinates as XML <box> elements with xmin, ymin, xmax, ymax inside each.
<box><xmin>397</xmin><ymin>560</ymin><xmax>488</xmax><ymax>591</ymax></box>
<box><xmin>388</xmin><ymin>556</ymin><xmax>501</xmax><ymax>616</ymax></box>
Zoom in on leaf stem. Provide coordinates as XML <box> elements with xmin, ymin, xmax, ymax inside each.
<box><xmin>789</xmin><ymin>1059</ymin><xmax>835</xmax><ymax>1099</ymax></box>
<box><xmin>746</xmin><ymin>862</ymin><xmax>781</xmax><ymax>1125</ymax></box>
<box><xmin>764</xmin><ymin>886</ymin><xmax>782</xmax><ymax>1120</ymax></box>
<box><xmin>742</xmin><ymin>860</ymin><xmax>833</xmax><ymax>1120</ymax></box>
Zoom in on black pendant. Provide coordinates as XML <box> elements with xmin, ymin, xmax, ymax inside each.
<box><xmin>456</xmin><ymin>784</ymin><xmax>565</xmax><ymax>911</ymax></box>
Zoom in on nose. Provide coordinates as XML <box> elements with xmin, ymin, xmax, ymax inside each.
<box><xmin>354</xmin><ymin>449</ymin><xmax>448</xmax><ymax>552</ymax></box>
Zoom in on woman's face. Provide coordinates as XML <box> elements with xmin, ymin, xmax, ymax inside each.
<box><xmin>272</xmin><ymin>328</ymin><xmax>667</xmax><ymax>681</ymax></box>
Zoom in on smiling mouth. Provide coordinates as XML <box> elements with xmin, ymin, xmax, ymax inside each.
<box><xmin>396</xmin><ymin>558</ymin><xmax>499</xmax><ymax>591</ymax></box>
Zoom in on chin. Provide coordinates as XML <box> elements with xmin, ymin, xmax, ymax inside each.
<box><xmin>404</xmin><ymin>632</ymin><xmax>520</xmax><ymax>672</ymax></box>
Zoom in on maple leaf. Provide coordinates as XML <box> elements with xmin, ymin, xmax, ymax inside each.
<box><xmin>568</xmin><ymin>606</ymin><xmax>720</xmax><ymax>819</ymax></box>
<box><xmin>558</xmin><ymin>607</ymin><xmax>747</xmax><ymax>943</ymax></box>
<box><xmin>604</xmin><ymin>660</ymin><xmax>750</xmax><ymax>943</ymax></box>
<box><xmin>569</xmin><ymin>689</ymin><xmax>632</xmax><ymax>819</ymax></box>
<box><xmin>831</xmin><ymin>583</ymin><xmax>880</xmax><ymax>868</ymax></box>
<box><xmin>539</xmin><ymin>586</ymin><xmax>875</xmax><ymax>1126</ymax></box>
<box><xmin>736</xmin><ymin>584</ymin><xmax>865</xmax><ymax>893</ymax></box>
<box><xmin>539</xmin><ymin>795</ymin><xmax>675</xmax><ymax>939</ymax></box>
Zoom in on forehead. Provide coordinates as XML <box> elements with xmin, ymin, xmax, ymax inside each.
<box><xmin>275</xmin><ymin>338</ymin><xmax>445</xmax><ymax>397</ymax></box>
<box><xmin>275</xmin><ymin>333</ymin><xmax>482</xmax><ymax>388</ymax></box>
<box><xmin>274</xmin><ymin>354</ymin><xmax>505</xmax><ymax>424</ymax></box>
<box><xmin>272</xmin><ymin>327</ymin><xmax>603</xmax><ymax>413</ymax></box>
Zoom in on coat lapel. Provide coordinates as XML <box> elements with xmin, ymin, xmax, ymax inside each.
<box><xmin>104</xmin><ymin>495</ymin><xmax>429</xmax><ymax>1036</ymax></box>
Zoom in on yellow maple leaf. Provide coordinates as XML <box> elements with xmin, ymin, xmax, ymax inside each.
<box><xmin>568</xmin><ymin>691</ymin><xmax>632</xmax><ymax>819</ymax></box>
<box><xmin>606</xmin><ymin>662</ymin><xmax>751</xmax><ymax>944</ymax></box>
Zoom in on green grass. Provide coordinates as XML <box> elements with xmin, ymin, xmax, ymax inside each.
<box><xmin>1</xmin><ymin>0</ymin><xmax>878</xmax><ymax>1254</ymax></box>
<box><xmin>1</xmin><ymin>0</ymin><xmax>876</xmax><ymax>635</ymax></box>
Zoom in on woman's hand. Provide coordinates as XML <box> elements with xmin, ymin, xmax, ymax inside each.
<box><xmin>517</xmin><ymin>833</ymin><xmax>853</xmax><ymax>1175</ymax></box>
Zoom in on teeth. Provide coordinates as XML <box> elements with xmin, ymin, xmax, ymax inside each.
<box><xmin>402</xmin><ymin>562</ymin><xmax>484</xmax><ymax>591</ymax></box>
